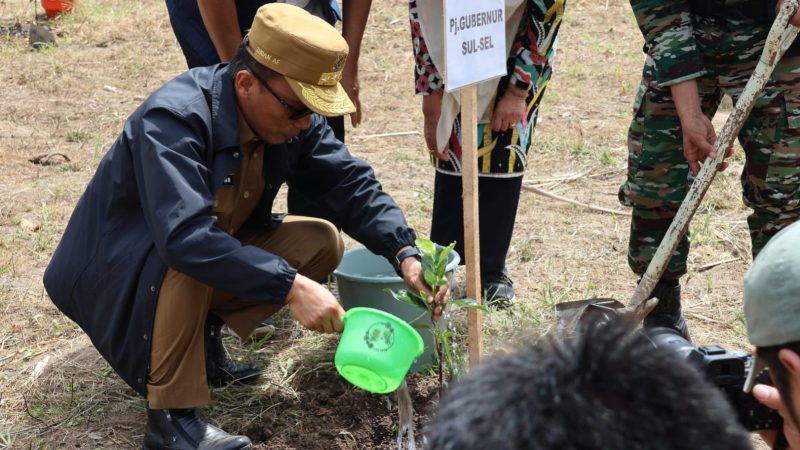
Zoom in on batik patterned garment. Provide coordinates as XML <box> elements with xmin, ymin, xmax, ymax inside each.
<box><xmin>410</xmin><ymin>0</ymin><xmax>566</xmax><ymax>177</ymax></box>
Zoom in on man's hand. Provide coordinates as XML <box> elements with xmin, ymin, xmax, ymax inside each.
<box><xmin>670</xmin><ymin>79</ymin><xmax>731</xmax><ymax>176</ymax></box>
<box><xmin>778</xmin><ymin>0</ymin><xmax>800</xmax><ymax>27</ymax></box>
<box><xmin>754</xmin><ymin>384</ymin><xmax>800</xmax><ymax>449</ymax></box>
<box><xmin>342</xmin><ymin>61</ymin><xmax>363</xmax><ymax>127</ymax></box>
<box><xmin>490</xmin><ymin>85</ymin><xmax>527</xmax><ymax>132</ymax></box>
<box><xmin>680</xmin><ymin>111</ymin><xmax>723</xmax><ymax>176</ymax></box>
<box><xmin>341</xmin><ymin>0</ymin><xmax>371</xmax><ymax>128</ymax></box>
<box><xmin>422</xmin><ymin>92</ymin><xmax>446</xmax><ymax>160</ymax></box>
<box><xmin>286</xmin><ymin>274</ymin><xmax>345</xmax><ymax>333</ymax></box>
<box><xmin>398</xmin><ymin>252</ymin><xmax>449</xmax><ymax>322</ymax></box>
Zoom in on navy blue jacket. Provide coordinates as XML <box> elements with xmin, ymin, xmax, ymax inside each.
<box><xmin>43</xmin><ymin>64</ymin><xmax>415</xmax><ymax>396</ymax></box>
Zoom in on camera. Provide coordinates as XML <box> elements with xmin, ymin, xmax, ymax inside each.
<box><xmin>644</xmin><ymin>327</ymin><xmax>783</xmax><ymax>431</ymax></box>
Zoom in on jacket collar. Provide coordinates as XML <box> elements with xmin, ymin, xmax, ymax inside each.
<box><xmin>210</xmin><ymin>64</ymin><xmax>242</xmax><ymax>153</ymax></box>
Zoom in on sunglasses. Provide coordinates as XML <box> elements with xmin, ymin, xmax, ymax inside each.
<box><xmin>245</xmin><ymin>64</ymin><xmax>313</xmax><ymax>120</ymax></box>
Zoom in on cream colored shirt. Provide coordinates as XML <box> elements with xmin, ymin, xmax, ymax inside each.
<box><xmin>212</xmin><ymin>110</ymin><xmax>266</xmax><ymax>235</ymax></box>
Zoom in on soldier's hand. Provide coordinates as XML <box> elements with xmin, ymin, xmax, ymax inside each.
<box><xmin>681</xmin><ymin>112</ymin><xmax>724</xmax><ymax>176</ymax></box>
<box><xmin>286</xmin><ymin>274</ymin><xmax>345</xmax><ymax>333</ymax></box>
<box><xmin>778</xmin><ymin>0</ymin><xmax>800</xmax><ymax>27</ymax></box>
<box><xmin>422</xmin><ymin>92</ymin><xmax>446</xmax><ymax>160</ymax></box>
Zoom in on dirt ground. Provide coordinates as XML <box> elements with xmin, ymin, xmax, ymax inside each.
<box><xmin>0</xmin><ymin>0</ymin><xmax>767</xmax><ymax>448</ymax></box>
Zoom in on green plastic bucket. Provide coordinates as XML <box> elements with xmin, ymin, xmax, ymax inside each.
<box><xmin>333</xmin><ymin>246</ymin><xmax>460</xmax><ymax>372</ymax></box>
<box><xmin>335</xmin><ymin>307</ymin><xmax>424</xmax><ymax>393</ymax></box>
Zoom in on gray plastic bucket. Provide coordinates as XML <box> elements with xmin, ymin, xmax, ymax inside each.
<box><xmin>333</xmin><ymin>246</ymin><xmax>460</xmax><ymax>372</ymax></box>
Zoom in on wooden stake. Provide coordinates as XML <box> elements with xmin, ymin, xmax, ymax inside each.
<box><xmin>460</xmin><ymin>84</ymin><xmax>483</xmax><ymax>365</ymax></box>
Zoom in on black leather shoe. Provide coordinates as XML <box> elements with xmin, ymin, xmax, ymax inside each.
<box><xmin>142</xmin><ymin>408</ymin><xmax>251</xmax><ymax>450</ymax></box>
<box><xmin>205</xmin><ymin>317</ymin><xmax>261</xmax><ymax>387</ymax></box>
<box><xmin>482</xmin><ymin>271</ymin><xmax>516</xmax><ymax>310</ymax></box>
<box><xmin>643</xmin><ymin>279</ymin><xmax>690</xmax><ymax>341</ymax></box>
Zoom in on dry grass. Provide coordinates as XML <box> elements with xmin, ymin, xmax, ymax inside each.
<box><xmin>0</xmin><ymin>0</ymin><xmax>765</xmax><ymax>448</ymax></box>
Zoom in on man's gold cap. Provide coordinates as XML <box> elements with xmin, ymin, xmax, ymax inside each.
<box><xmin>245</xmin><ymin>3</ymin><xmax>356</xmax><ymax>117</ymax></box>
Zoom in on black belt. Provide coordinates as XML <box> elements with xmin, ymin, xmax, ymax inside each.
<box><xmin>688</xmin><ymin>0</ymin><xmax>774</xmax><ymax>23</ymax></box>
<box><xmin>688</xmin><ymin>0</ymin><xmax>800</xmax><ymax>56</ymax></box>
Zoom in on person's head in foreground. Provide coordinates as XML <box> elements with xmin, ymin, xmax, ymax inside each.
<box><xmin>425</xmin><ymin>318</ymin><xmax>752</xmax><ymax>450</ymax></box>
<box><xmin>744</xmin><ymin>220</ymin><xmax>800</xmax><ymax>449</ymax></box>
<box><xmin>229</xmin><ymin>2</ymin><xmax>354</xmax><ymax>144</ymax></box>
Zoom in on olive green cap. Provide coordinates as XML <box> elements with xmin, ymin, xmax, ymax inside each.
<box><xmin>742</xmin><ymin>221</ymin><xmax>800</xmax><ymax>392</ymax></box>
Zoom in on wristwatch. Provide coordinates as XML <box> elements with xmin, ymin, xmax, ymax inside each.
<box><xmin>393</xmin><ymin>246</ymin><xmax>422</xmax><ymax>276</ymax></box>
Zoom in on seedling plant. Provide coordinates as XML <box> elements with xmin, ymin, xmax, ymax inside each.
<box><xmin>385</xmin><ymin>239</ymin><xmax>486</xmax><ymax>394</ymax></box>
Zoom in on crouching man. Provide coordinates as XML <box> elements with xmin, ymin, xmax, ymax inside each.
<box><xmin>43</xmin><ymin>4</ymin><xmax>444</xmax><ymax>449</ymax></box>
<box><xmin>744</xmin><ymin>220</ymin><xmax>800</xmax><ymax>450</ymax></box>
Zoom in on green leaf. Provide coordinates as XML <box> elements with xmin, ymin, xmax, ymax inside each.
<box><xmin>423</xmin><ymin>268</ymin><xmax>438</xmax><ymax>288</ymax></box>
<box><xmin>383</xmin><ymin>288</ymin><xmax>428</xmax><ymax>311</ymax></box>
<box><xmin>410</xmin><ymin>309</ymin><xmax>430</xmax><ymax>323</ymax></box>
<box><xmin>415</xmin><ymin>239</ymin><xmax>436</xmax><ymax>259</ymax></box>
<box><xmin>437</xmin><ymin>330</ymin><xmax>456</xmax><ymax>339</ymax></box>
<box><xmin>422</xmin><ymin>257</ymin><xmax>437</xmax><ymax>278</ymax></box>
<box><xmin>436</xmin><ymin>242</ymin><xmax>455</xmax><ymax>268</ymax></box>
<box><xmin>449</xmin><ymin>298</ymin><xmax>490</xmax><ymax>311</ymax></box>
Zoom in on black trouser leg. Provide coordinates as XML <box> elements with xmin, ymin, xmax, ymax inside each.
<box><xmin>165</xmin><ymin>13</ymin><xmax>212</xmax><ymax>70</ymax></box>
<box><xmin>430</xmin><ymin>172</ymin><xmax>522</xmax><ymax>277</ymax></box>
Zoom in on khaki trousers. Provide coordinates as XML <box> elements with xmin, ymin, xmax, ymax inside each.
<box><xmin>147</xmin><ymin>216</ymin><xmax>344</xmax><ymax>409</ymax></box>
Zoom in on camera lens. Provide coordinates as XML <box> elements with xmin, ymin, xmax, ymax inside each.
<box><xmin>642</xmin><ymin>327</ymin><xmax>705</xmax><ymax>368</ymax></box>
<box><xmin>642</xmin><ymin>327</ymin><xmax>783</xmax><ymax>431</ymax></box>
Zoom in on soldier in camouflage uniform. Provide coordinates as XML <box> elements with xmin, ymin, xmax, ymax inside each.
<box><xmin>619</xmin><ymin>0</ymin><xmax>800</xmax><ymax>339</ymax></box>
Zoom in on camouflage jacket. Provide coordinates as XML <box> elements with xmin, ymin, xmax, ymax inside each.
<box><xmin>630</xmin><ymin>0</ymin><xmax>708</xmax><ymax>87</ymax></box>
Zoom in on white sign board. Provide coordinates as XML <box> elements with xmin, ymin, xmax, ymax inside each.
<box><xmin>444</xmin><ymin>0</ymin><xmax>507</xmax><ymax>92</ymax></box>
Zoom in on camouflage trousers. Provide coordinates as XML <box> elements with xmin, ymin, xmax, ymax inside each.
<box><xmin>619</xmin><ymin>16</ymin><xmax>800</xmax><ymax>279</ymax></box>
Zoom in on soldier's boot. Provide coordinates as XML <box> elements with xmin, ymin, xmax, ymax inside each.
<box><xmin>642</xmin><ymin>279</ymin><xmax>690</xmax><ymax>341</ymax></box>
<box><xmin>142</xmin><ymin>407</ymin><xmax>252</xmax><ymax>450</ymax></box>
<box><xmin>205</xmin><ymin>316</ymin><xmax>261</xmax><ymax>387</ymax></box>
